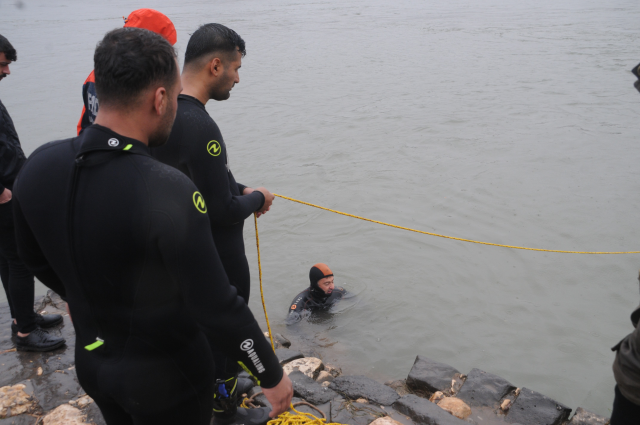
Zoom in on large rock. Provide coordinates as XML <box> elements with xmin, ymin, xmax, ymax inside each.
<box><xmin>42</xmin><ymin>404</ymin><xmax>88</xmax><ymax>425</ymax></box>
<box><xmin>330</xmin><ymin>399</ymin><xmax>387</xmax><ymax>425</ymax></box>
<box><xmin>506</xmin><ymin>387</ymin><xmax>571</xmax><ymax>425</ymax></box>
<box><xmin>456</xmin><ymin>368</ymin><xmax>516</xmax><ymax>408</ymax></box>
<box><xmin>330</xmin><ymin>376</ymin><xmax>400</xmax><ymax>406</ymax></box>
<box><xmin>0</xmin><ymin>384</ymin><xmax>35</xmax><ymax>418</ymax></box>
<box><xmin>436</xmin><ymin>398</ymin><xmax>471</xmax><ymax>420</ymax></box>
<box><xmin>289</xmin><ymin>371</ymin><xmax>338</xmax><ymax>405</ymax></box>
<box><xmin>275</xmin><ymin>349</ymin><xmax>304</xmax><ymax>365</ymax></box>
<box><xmin>283</xmin><ymin>358</ymin><xmax>324</xmax><ymax>379</ymax></box>
<box><xmin>406</xmin><ymin>356</ymin><xmax>460</xmax><ymax>395</ymax></box>
<box><xmin>568</xmin><ymin>407</ymin><xmax>609</xmax><ymax>425</ymax></box>
<box><xmin>393</xmin><ymin>394</ymin><xmax>467</xmax><ymax>425</ymax></box>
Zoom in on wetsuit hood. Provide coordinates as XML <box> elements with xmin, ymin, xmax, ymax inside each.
<box><xmin>309</xmin><ymin>263</ymin><xmax>333</xmax><ymax>302</ymax></box>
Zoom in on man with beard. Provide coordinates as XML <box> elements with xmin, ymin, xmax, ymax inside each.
<box><xmin>152</xmin><ymin>24</ymin><xmax>275</xmax><ymax>424</ymax></box>
<box><xmin>0</xmin><ymin>34</ymin><xmax>65</xmax><ymax>351</ymax></box>
<box><xmin>12</xmin><ymin>28</ymin><xmax>291</xmax><ymax>425</ymax></box>
<box><xmin>286</xmin><ymin>264</ymin><xmax>347</xmax><ymax>324</ymax></box>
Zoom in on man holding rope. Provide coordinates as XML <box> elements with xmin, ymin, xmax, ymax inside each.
<box><xmin>152</xmin><ymin>23</ymin><xmax>275</xmax><ymax>425</ymax></box>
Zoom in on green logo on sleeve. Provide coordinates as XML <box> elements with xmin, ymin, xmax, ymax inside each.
<box><xmin>193</xmin><ymin>192</ymin><xmax>207</xmax><ymax>213</ymax></box>
<box><xmin>207</xmin><ymin>140</ymin><xmax>221</xmax><ymax>156</ymax></box>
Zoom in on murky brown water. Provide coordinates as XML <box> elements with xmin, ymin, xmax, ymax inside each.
<box><xmin>1</xmin><ymin>0</ymin><xmax>639</xmax><ymax>417</ymax></box>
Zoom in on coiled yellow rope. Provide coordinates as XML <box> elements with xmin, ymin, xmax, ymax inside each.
<box><xmin>267</xmin><ymin>404</ymin><xmax>343</xmax><ymax>425</ymax></box>
<box><xmin>274</xmin><ymin>194</ymin><xmax>640</xmax><ymax>255</ymax></box>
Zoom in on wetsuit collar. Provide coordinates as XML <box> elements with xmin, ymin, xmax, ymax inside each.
<box><xmin>178</xmin><ymin>94</ymin><xmax>206</xmax><ymax>111</ymax></box>
<box><xmin>77</xmin><ymin>125</ymin><xmax>151</xmax><ymax>158</ymax></box>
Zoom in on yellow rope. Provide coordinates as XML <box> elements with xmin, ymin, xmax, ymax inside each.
<box><xmin>254</xmin><ymin>212</ymin><xmax>275</xmax><ymax>351</ymax></box>
<box><xmin>268</xmin><ymin>404</ymin><xmax>344</xmax><ymax>425</ymax></box>
<box><xmin>274</xmin><ymin>194</ymin><xmax>640</xmax><ymax>255</ymax></box>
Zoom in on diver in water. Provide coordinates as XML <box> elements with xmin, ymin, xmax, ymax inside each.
<box><xmin>287</xmin><ymin>264</ymin><xmax>347</xmax><ymax>320</ymax></box>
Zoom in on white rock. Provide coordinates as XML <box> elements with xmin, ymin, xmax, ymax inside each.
<box><xmin>437</xmin><ymin>397</ymin><xmax>471</xmax><ymax>420</ymax></box>
<box><xmin>501</xmin><ymin>399</ymin><xmax>511</xmax><ymax>411</ymax></box>
<box><xmin>37</xmin><ymin>367</ymin><xmax>43</xmax><ymax>376</ymax></box>
<box><xmin>43</xmin><ymin>404</ymin><xmax>88</xmax><ymax>425</ymax></box>
<box><xmin>0</xmin><ymin>384</ymin><xmax>34</xmax><ymax>418</ymax></box>
<box><xmin>321</xmin><ymin>381</ymin><xmax>331</xmax><ymax>387</ymax></box>
<box><xmin>355</xmin><ymin>398</ymin><xmax>368</xmax><ymax>404</ymax></box>
<box><xmin>369</xmin><ymin>417</ymin><xmax>404</xmax><ymax>425</ymax></box>
<box><xmin>283</xmin><ymin>357</ymin><xmax>324</xmax><ymax>379</ymax></box>
<box><xmin>316</xmin><ymin>371</ymin><xmax>333</xmax><ymax>384</ymax></box>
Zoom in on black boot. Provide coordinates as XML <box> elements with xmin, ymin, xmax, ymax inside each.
<box><xmin>12</xmin><ymin>313</ymin><xmax>63</xmax><ymax>334</ymax></box>
<box><xmin>212</xmin><ymin>377</ymin><xmax>270</xmax><ymax>425</ymax></box>
<box><xmin>15</xmin><ymin>328</ymin><xmax>65</xmax><ymax>352</ymax></box>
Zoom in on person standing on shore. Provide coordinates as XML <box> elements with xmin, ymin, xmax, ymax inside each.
<box><xmin>0</xmin><ymin>34</ymin><xmax>64</xmax><ymax>352</ymax></box>
<box><xmin>12</xmin><ymin>28</ymin><xmax>291</xmax><ymax>425</ymax></box>
<box><xmin>151</xmin><ymin>23</ymin><xmax>275</xmax><ymax>424</ymax></box>
<box><xmin>76</xmin><ymin>8</ymin><xmax>177</xmax><ymax>135</ymax></box>
<box><xmin>609</xmin><ymin>62</ymin><xmax>640</xmax><ymax>424</ymax></box>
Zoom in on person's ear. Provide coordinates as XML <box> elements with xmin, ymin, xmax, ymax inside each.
<box><xmin>153</xmin><ymin>86</ymin><xmax>168</xmax><ymax>116</ymax></box>
<box><xmin>209</xmin><ymin>57</ymin><xmax>222</xmax><ymax>77</ymax></box>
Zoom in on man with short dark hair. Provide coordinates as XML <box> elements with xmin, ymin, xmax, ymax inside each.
<box><xmin>152</xmin><ymin>23</ymin><xmax>276</xmax><ymax>424</ymax></box>
<box><xmin>13</xmin><ymin>28</ymin><xmax>291</xmax><ymax>425</ymax></box>
<box><xmin>0</xmin><ymin>34</ymin><xmax>64</xmax><ymax>351</ymax></box>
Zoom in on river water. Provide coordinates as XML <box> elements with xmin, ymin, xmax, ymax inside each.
<box><xmin>1</xmin><ymin>0</ymin><xmax>639</xmax><ymax>417</ymax></box>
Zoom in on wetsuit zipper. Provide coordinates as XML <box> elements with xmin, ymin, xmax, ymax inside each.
<box><xmin>69</xmin><ymin>155</ymin><xmax>104</xmax><ymax>347</ymax></box>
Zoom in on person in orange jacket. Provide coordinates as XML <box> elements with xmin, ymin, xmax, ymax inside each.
<box><xmin>76</xmin><ymin>9</ymin><xmax>177</xmax><ymax>135</ymax></box>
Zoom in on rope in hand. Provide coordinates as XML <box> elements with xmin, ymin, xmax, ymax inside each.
<box><xmin>274</xmin><ymin>194</ymin><xmax>640</xmax><ymax>255</ymax></box>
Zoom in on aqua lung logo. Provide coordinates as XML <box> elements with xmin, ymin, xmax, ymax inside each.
<box><xmin>108</xmin><ymin>138</ymin><xmax>119</xmax><ymax>147</ymax></box>
<box><xmin>240</xmin><ymin>339</ymin><xmax>265</xmax><ymax>373</ymax></box>
<box><xmin>193</xmin><ymin>192</ymin><xmax>207</xmax><ymax>213</ymax></box>
<box><xmin>207</xmin><ymin>140</ymin><xmax>221</xmax><ymax>156</ymax></box>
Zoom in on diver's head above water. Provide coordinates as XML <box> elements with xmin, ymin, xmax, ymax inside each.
<box><xmin>309</xmin><ymin>263</ymin><xmax>334</xmax><ymax>298</ymax></box>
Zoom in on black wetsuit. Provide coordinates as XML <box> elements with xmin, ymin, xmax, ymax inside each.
<box><xmin>13</xmin><ymin>125</ymin><xmax>282</xmax><ymax>425</ymax></box>
<box><xmin>288</xmin><ymin>287</ymin><xmax>347</xmax><ymax>314</ymax></box>
<box><xmin>152</xmin><ymin>95</ymin><xmax>265</xmax><ymax>380</ymax></box>
<box><xmin>152</xmin><ymin>95</ymin><xmax>264</xmax><ymax>304</ymax></box>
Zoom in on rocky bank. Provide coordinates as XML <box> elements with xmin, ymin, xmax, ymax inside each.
<box><xmin>0</xmin><ymin>291</ymin><xmax>611</xmax><ymax>425</ymax></box>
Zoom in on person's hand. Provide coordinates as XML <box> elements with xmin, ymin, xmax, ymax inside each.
<box><xmin>262</xmin><ymin>372</ymin><xmax>293</xmax><ymax>418</ymax></box>
<box><xmin>0</xmin><ymin>189</ymin><xmax>12</xmax><ymax>204</ymax></box>
<box><xmin>254</xmin><ymin>187</ymin><xmax>274</xmax><ymax>214</ymax></box>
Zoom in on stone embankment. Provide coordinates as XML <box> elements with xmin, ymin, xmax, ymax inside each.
<box><xmin>0</xmin><ymin>291</ymin><xmax>611</xmax><ymax>425</ymax></box>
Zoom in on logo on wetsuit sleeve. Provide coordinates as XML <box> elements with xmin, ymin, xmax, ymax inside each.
<box><xmin>240</xmin><ymin>339</ymin><xmax>265</xmax><ymax>373</ymax></box>
<box><xmin>192</xmin><ymin>192</ymin><xmax>207</xmax><ymax>213</ymax></box>
<box><xmin>207</xmin><ymin>140</ymin><xmax>221</xmax><ymax>156</ymax></box>
<box><xmin>108</xmin><ymin>138</ymin><xmax>119</xmax><ymax>147</ymax></box>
